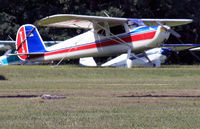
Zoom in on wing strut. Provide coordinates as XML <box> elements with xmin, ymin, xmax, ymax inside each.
<box><xmin>53</xmin><ymin>45</ymin><xmax>75</xmax><ymax>67</ymax></box>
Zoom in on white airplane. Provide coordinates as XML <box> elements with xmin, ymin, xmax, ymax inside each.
<box><xmin>79</xmin><ymin>44</ymin><xmax>200</xmax><ymax>68</ymax></box>
<box><xmin>10</xmin><ymin>14</ymin><xmax>192</xmax><ymax>68</ymax></box>
<box><xmin>100</xmin><ymin>48</ymin><xmax>171</xmax><ymax>68</ymax></box>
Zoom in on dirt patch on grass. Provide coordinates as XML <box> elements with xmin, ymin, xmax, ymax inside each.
<box><xmin>0</xmin><ymin>95</ymin><xmax>39</xmax><ymax>98</ymax></box>
<box><xmin>62</xmin><ymin>89</ymin><xmax>200</xmax><ymax>98</ymax></box>
<box><xmin>118</xmin><ymin>90</ymin><xmax>200</xmax><ymax>98</ymax></box>
<box><xmin>54</xmin><ymin>90</ymin><xmax>200</xmax><ymax>107</ymax></box>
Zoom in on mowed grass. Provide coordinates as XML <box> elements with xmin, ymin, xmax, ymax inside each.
<box><xmin>0</xmin><ymin>65</ymin><xmax>200</xmax><ymax>128</ymax></box>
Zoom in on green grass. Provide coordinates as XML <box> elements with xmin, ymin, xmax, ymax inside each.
<box><xmin>0</xmin><ymin>65</ymin><xmax>200</xmax><ymax>129</ymax></box>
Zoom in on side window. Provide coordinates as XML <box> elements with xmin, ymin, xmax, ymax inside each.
<box><xmin>110</xmin><ymin>25</ymin><xmax>126</xmax><ymax>35</ymax></box>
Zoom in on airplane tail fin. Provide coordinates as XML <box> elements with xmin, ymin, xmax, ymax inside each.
<box><xmin>16</xmin><ymin>24</ymin><xmax>46</xmax><ymax>60</ymax></box>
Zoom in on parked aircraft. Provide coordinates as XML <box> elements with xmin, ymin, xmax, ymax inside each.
<box><xmin>0</xmin><ymin>41</ymin><xmax>60</xmax><ymax>66</ymax></box>
<box><xmin>0</xmin><ymin>49</ymin><xmax>37</xmax><ymax>66</ymax></box>
<box><xmin>0</xmin><ymin>49</ymin><xmax>45</xmax><ymax>66</ymax></box>
<box><xmin>9</xmin><ymin>14</ymin><xmax>192</xmax><ymax>68</ymax></box>
<box><xmin>101</xmin><ymin>48</ymin><xmax>172</xmax><ymax>68</ymax></box>
<box><xmin>79</xmin><ymin>44</ymin><xmax>200</xmax><ymax>68</ymax></box>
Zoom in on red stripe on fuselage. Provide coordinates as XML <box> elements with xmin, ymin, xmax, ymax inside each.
<box><xmin>44</xmin><ymin>31</ymin><xmax>156</xmax><ymax>56</ymax></box>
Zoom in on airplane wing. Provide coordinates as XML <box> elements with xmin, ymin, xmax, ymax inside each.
<box><xmin>190</xmin><ymin>47</ymin><xmax>200</xmax><ymax>51</ymax></box>
<box><xmin>161</xmin><ymin>44</ymin><xmax>200</xmax><ymax>51</ymax></box>
<box><xmin>37</xmin><ymin>14</ymin><xmax>193</xmax><ymax>29</ymax></box>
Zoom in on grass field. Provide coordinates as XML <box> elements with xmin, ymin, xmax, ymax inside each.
<box><xmin>1</xmin><ymin>65</ymin><xmax>200</xmax><ymax>129</ymax></box>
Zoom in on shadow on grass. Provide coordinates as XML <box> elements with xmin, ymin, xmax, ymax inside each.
<box><xmin>0</xmin><ymin>75</ymin><xmax>7</xmax><ymax>80</ymax></box>
<box><xmin>0</xmin><ymin>95</ymin><xmax>39</xmax><ymax>98</ymax></box>
<box><xmin>119</xmin><ymin>94</ymin><xmax>200</xmax><ymax>98</ymax></box>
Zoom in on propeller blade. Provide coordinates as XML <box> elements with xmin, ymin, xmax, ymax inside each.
<box><xmin>156</xmin><ymin>21</ymin><xmax>181</xmax><ymax>38</ymax></box>
<box><xmin>169</xmin><ymin>29</ymin><xmax>181</xmax><ymax>38</ymax></box>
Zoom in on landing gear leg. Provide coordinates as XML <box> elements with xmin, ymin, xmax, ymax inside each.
<box><xmin>126</xmin><ymin>49</ymin><xmax>132</xmax><ymax>68</ymax></box>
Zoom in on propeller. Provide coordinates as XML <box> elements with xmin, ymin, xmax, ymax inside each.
<box><xmin>163</xmin><ymin>23</ymin><xmax>200</xmax><ymax>63</ymax></box>
<box><xmin>156</xmin><ymin>21</ymin><xmax>181</xmax><ymax>38</ymax></box>
<box><xmin>155</xmin><ymin>21</ymin><xmax>200</xmax><ymax>64</ymax></box>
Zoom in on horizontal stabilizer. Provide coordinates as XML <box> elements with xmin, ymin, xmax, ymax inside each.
<box><xmin>8</xmin><ymin>52</ymin><xmax>45</xmax><ymax>56</ymax></box>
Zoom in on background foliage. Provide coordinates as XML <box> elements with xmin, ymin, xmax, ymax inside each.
<box><xmin>0</xmin><ymin>0</ymin><xmax>199</xmax><ymax>64</ymax></box>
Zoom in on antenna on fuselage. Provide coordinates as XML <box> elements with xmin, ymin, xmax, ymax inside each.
<box><xmin>8</xmin><ymin>35</ymin><xmax>14</xmax><ymax>41</ymax></box>
<box><xmin>103</xmin><ymin>11</ymin><xmax>110</xmax><ymax>17</ymax></box>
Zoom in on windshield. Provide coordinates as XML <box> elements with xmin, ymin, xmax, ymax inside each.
<box><xmin>128</xmin><ymin>19</ymin><xmax>146</xmax><ymax>29</ymax></box>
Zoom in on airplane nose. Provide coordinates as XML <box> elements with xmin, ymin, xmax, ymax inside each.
<box><xmin>154</xmin><ymin>26</ymin><xmax>170</xmax><ymax>46</ymax></box>
<box><xmin>160</xmin><ymin>26</ymin><xmax>170</xmax><ymax>39</ymax></box>
<box><xmin>160</xmin><ymin>26</ymin><xmax>166</xmax><ymax>32</ymax></box>
<box><xmin>160</xmin><ymin>25</ymin><xmax>181</xmax><ymax>38</ymax></box>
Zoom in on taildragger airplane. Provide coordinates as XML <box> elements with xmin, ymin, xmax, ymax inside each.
<box><xmin>9</xmin><ymin>14</ymin><xmax>193</xmax><ymax>68</ymax></box>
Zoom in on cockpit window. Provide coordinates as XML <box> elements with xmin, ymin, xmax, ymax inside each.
<box><xmin>110</xmin><ymin>25</ymin><xmax>126</xmax><ymax>35</ymax></box>
<box><xmin>97</xmin><ymin>25</ymin><xmax>126</xmax><ymax>36</ymax></box>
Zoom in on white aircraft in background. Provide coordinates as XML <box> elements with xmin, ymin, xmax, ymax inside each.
<box><xmin>79</xmin><ymin>44</ymin><xmax>200</xmax><ymax>68</ymax></box>
<box><xmin>8</xmin><ymin>14</ymin><xmax>192</xmax><ymax>68</ymax></box>
<box><xmin>80</xmin><ymin>48</ymin><xmax>172</xmax><ymax>68</ymax></box>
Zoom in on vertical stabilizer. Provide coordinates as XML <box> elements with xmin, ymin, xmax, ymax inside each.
<box><xmin>16</xmin><ymin>24</ymin><xmax>46</xmax><ymax>60</ymax></box>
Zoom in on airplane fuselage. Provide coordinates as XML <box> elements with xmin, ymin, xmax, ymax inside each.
<box><xmin>27</xmin><ymin>25</ymin><xmax>170</xmax><ymax>62</ymax></box>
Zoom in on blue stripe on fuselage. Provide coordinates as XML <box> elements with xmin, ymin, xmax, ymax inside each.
<box><xmin>130</xmin><ymin>26</ymin><xmax>158</xmax><ymax>35</ymax></box>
